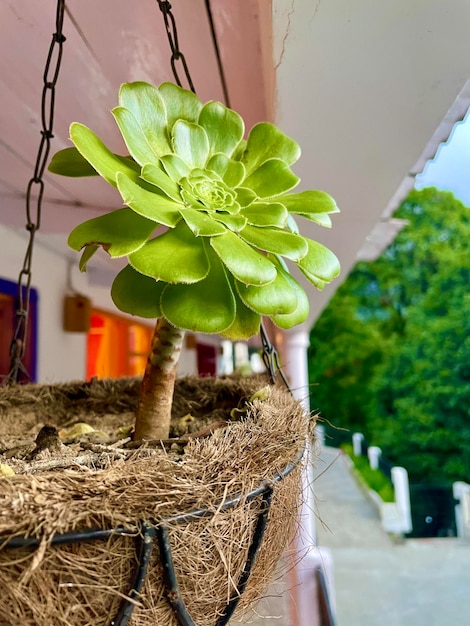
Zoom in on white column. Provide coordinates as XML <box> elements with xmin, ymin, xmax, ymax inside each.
<box><xmin>219</xmin><ymin>340</ymin><xmax>234</xmax><ymax>375</ymax></box>
<box><xmin>284</xmin><ymin>330</ymin><xmax>310</xmax><ymax>409</ymax></box>
<box><xmin>368</xmin><ymin>446</ymin><xmax>382</xmax><ymax>470</ymax></box>
<box><xmin>453</xmin><ymin>481</ymin><xmax>470</xmax><ymax>539</ymax></box>
<box><xmin>353</xmin><ymin>432</ymin><xmax>364</xmax><ymax>456</ymax></box>
<box><xmin>284</xmin><ymin>330</ymin><xmax>315</xmax><ymax>541</ymax></box>
<box><xmin>391</xmin><ymin>466</ymin><xmax>413</xmax><ymax>535</ymax></box>
<box><xmin>284</xmin><ymin>330</ymin><xmax>336</xmax><ymax>626</ymax></box>
<box><xmin>234</xmin><ymin>341</ymin><xmax>250</xmax><ymax>370</ymax></box>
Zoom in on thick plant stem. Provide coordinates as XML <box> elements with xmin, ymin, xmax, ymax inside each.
<box><xmin>133</xmin><ymin>318</ymin><xmax>185</xmax><ymax>441</ymax></box>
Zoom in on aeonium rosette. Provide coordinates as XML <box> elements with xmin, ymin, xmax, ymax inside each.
<box><xmin>49</xmin><ymin>81</ymin><xmax>340</xmax><ymax>339</ymax></box>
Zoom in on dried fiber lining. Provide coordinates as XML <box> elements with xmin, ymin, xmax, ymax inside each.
<box><xmin>0</xmin><ymin>375</ymin><xmax>312</xmax><ymax>626</ymax></box>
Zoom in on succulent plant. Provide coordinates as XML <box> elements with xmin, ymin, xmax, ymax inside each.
<box><xmin>49</xmin><ymin>81</ymin><xmax>340</xmax><ymax>440</ymax></box>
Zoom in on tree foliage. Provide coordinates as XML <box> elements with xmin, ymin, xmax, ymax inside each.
<box><xmin>309</xmin><ymin>188</ymin><xmax>470</xmax><ymax>483</ymax></box>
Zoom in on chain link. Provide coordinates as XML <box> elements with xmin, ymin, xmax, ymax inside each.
<box><xmin>156</xmin><ymin>1</ymin><xmax>196</xmax><ymax>92</ymax></box>
<box><xmin>5</xmin><ymin>0</ymin><xmax>66</xmax><ymax>385</ymax></box>
<box><xmin>155</xmin><ymin>3</ymin><xmax>286</xmax><ymax>389</ymax></box>
<box><xmin>260</xmin><ymin>323</ymin><xmax>290</xmax><ymax>391</ymax></box>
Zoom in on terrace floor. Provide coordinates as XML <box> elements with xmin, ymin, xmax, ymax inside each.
<box><xmin>235</xmin><ymin>446</ymin><xmax>470</xmax><ymax>625</ymax></box>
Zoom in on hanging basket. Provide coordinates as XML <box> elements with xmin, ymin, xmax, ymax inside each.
<box><xmin>0</xmin><ymin>375</ymin><xmax>310</xmax><ymax>626</ymax></box>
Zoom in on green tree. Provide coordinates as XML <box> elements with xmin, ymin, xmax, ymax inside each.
<box><xmin>308</xmin><ymin>286</ymin><xmax>386</xmax><ymax>433</ymax></box>
<box><xmin>370</xmin><ymin>259</ymin><xmax>470</xmax><ymax>483</ymax></box>
<box><xmin>309</xmin><ymin>188</ymin><xmax>470</xmax><ymax>483</ymax></box>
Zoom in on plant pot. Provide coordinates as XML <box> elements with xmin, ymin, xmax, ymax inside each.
<box><xmin>0</xmin><ymin>375</ymin><xmax>309</xmax><ymax>626</ymax></box>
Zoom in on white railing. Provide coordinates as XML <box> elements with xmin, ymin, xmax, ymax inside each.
<box><xmin>352</xmin><ymin>434</ymin><xmax>412</xmax><ymax>535</ymax></box>
<box><xmin>381</xmin><ymin>466</ymin><xmax>413</xmax><ymax>535</ymax></box>
<box><xmin>453</xmin><ymin>481</ymin><xmax>470</xmax><ymax>540</ymax></box>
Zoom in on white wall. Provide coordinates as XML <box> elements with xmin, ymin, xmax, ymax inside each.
<box><xmin>272</xmin><ymin>0</ymin><xmax>470</xmax><ymax>329</ymax></box>
<box><xmin>0</xmin><ymin>225</ymin><xmax>136</xmax><ymax>382</ymax></box>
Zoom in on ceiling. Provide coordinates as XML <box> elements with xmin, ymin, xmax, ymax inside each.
<box><xmin>2</xmin><ymin>0</ymin><xmax>470</xmax><ymax>330</ymax></box>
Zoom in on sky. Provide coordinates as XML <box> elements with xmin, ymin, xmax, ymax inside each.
<box><xmin>415</xmin><ymin>109</ymin><xmax>470</xmax><ymax>207</ymax></box>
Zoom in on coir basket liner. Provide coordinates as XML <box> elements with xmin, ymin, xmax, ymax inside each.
<box><xmin>0</xmin><ymin>375</ymin><xmax>310</xmax><ymax>626</ymax></box>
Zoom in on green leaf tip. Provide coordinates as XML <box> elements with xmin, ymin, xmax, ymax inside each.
<box><xmin>51</xmin><ymin>80</ymin><xmax>341</xmax><ymax>337</ymax></box>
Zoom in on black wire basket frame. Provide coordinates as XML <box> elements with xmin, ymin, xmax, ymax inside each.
<box><xmin>3</xmin><ymin>446</ymin><xmax>304</xmax><ymax>626</ymax></box>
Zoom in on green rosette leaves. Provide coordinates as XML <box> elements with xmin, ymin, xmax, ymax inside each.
<box><xmin>111</xmin><ymin>265</ymin><xmax>164</xmax><ymax>318</ymax></box>
<box><xmin>160</xmin><ymin>248</ymin><xmax>235</xmax><ymax>333</ymax></box>
<box><xmin>68</xmin><ymin>208</ymin><xmax>156</xmax><ymax>258</ymax></box>
<box><xmin>51</xmin><ymin>81</ymin><xmax>341</xmax><ymax>337</ymax></box>
<box><xmin>297</xmin><ymin>239</ymin><xmax>341</xmax><ymax>288</ymax></box>
<box><xmin>129</xmin><ymin>222</ymin><xmax>209</xmax><ymax>283</ymax></box>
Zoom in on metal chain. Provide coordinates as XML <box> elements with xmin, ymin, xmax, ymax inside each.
<box><xmin>155</xmin><ymin>3</ymin><xmax>285</xmax><ymax>390</ymax></box>
<box><xmin>5</xmin><ymin>0</ymin><xmax>66</xmax><ymax>385</ymax></box>
<box><xmin>203</xmin><ymin>0</ymin><xmax>230</xmax><ymax>108</ymax></box>
<box><xmin>260</xmin><ymin>322</ymin><xmax>290</xmax><ymax>391</ymax></box>
<box><xmin>156</xmin><ymin>1</ymin><xmax>196</xmax><ymax>92</ymax></box>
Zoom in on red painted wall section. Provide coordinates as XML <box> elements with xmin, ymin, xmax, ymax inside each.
<box><xmin>196</xmin><ymin>342</ymin><xmax>218</xmax><ymax>377</ymax></box>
